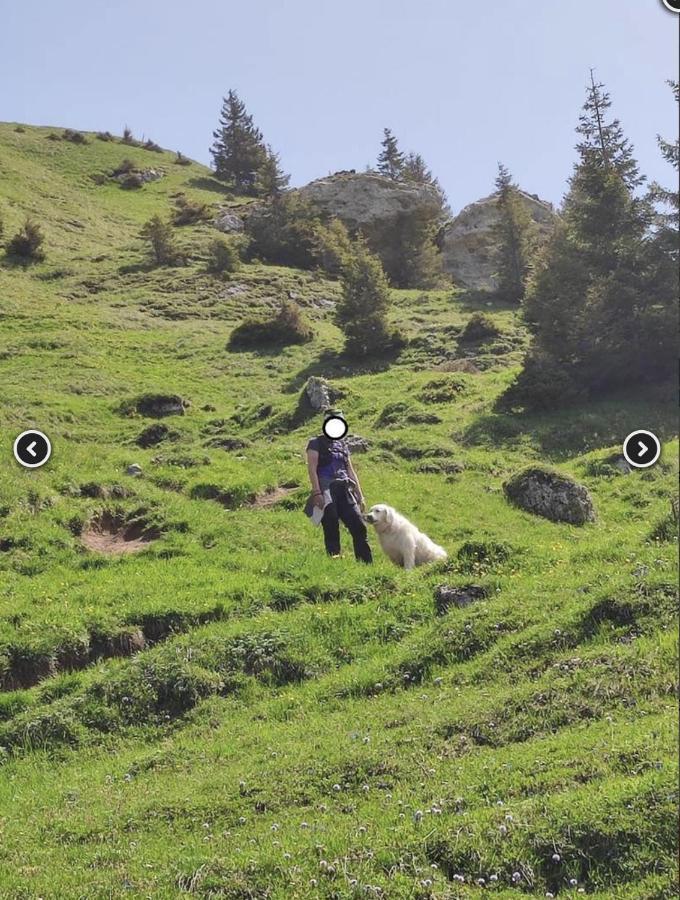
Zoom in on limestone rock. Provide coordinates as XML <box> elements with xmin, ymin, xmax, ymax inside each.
<box><xmin>441</xmin><ymin>191</ymin><xmax>556</xmax><ymax>291</ymax></box>
<box><xmin>504</xmin><ymin>467</ymin><xmax>596</xmax><ymax>525</ymax></box>
<box><xmin>304</xmin><ymin>376</ymin><xmax>331</xmax><ymax>412</ymax></box>
<box><xmin>297</xmin><ymin>171</ymin><xmax>442</xmax><ymax>230</ymax></box>
<box><xmin>214</xmin><ymin>210</ymin><xmax>244</xmax><ymax>233</ymax></box>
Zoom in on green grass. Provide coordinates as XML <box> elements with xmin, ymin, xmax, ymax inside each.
<box><xmin>0</xmin><ymin>123</ymin><xmax>677</xmax><ymax>898</ymax></box>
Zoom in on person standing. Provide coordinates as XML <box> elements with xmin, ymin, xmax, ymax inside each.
<box><xmin>305</xmin><ymin>409</ymin><xmax>372</xmax><ymax>563</ymax></box>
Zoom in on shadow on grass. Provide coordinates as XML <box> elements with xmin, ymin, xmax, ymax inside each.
<box><xmin>281</xmin><ymin>346</ymin><xmax>403</xmax><ymax>394</ymax></box>
<box><xmin>186</xmin><ymin>176</ymin><xmax>239</xmax><ymax>196</ymax></box>
<box><xmin>461</xmin><ymin>382</ymin><xmax>677</xmax><ymax>461</ymax></box>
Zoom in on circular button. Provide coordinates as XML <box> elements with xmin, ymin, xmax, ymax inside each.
<box><xmin>13</xmin><ymin>430</ymin><xmax>52</xmax><ymax>469</ymax></box>
<box><xmin>622</xmin><ymin>430</ymin><xmax>661</xmax><ymax>469</ymax></box>
<box><xmin>661</xmin><ymin>0</ymin><xmax>680</xmax><ymax>13</ymax></box>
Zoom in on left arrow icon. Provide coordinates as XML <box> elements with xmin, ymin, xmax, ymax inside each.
<box><xmin>13</xmin><ymin>430</ymin><xmax>52</xmax><ymax>469</ymax></box>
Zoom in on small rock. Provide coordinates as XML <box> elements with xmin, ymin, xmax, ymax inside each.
<box><xmin>126</xmin><ymin>464</ymin><xmax>143</xmax><ymax>477</ymax></box>
<box><xmin>346</xmin><ymin>434</ymin><xmax>370</xmax><ymax>453</ymax></box>
<box><xmin>434</xmin><ymin>584</ymin><xmax>488</xmax><ymax>615</ymax></box>
<box><xmin>504</xmin><ymin>466</ymin><xmax>596</xmax><ymax>525</ymax></box>
<box><xmin>213</xmin><ymin>210</ymin><xmax>244</xmax><ymax>233</ymax></box>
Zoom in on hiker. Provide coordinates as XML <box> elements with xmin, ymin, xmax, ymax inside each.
<box><xmin>305</xmin><ymin>409</ymin><xmax>372</xmax><ymax>563</ymax></box>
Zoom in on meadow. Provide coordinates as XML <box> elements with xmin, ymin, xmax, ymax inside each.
<box><xmin>0</xmin><ymin>124</ymin><xmax>677</xmax><ymax>899</ymax></box>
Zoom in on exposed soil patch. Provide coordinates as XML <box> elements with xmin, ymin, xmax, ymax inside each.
<box><xmin>250</xmin><ymin>485</ymin><xmax>299</xmax><ymax>509</ymax></box>
<box><xmin>81</xmin><ymin>512</ymin><xmax>161</xmax><ymax>555</ymax></box>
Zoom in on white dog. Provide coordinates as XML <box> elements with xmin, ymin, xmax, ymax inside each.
<box><xmin>364</xmin><ymin>504</ymin><xmax>447</xmax><ymax>570</ymax></box>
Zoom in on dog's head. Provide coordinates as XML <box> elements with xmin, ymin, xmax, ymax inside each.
<box><xmin>364</xmin><ymin>504</ymin><xmax>395</xmax><ymax>532</ymax></box>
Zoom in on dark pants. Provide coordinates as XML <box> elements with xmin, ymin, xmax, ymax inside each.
<box><xmin>322</xmin><ymin>481</ymin><xmax>372</xmax><ymax>563</ymax></box>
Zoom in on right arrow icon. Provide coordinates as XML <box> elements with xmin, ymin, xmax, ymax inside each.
<box><xmin>623</xmin><ymin>431</ymin><xmax>661</xmax><ymax>469</ymax></box>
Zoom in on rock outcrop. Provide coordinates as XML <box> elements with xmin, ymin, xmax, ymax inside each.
<box><xmin>504</xmin><ymin>467</ymin><xmax>596</xmax><ymax>526</ymax></box>
<box><xmin>214</xmin><ymin>210</ymin><xmax>244</xmax><ymax>233</ymax></box>
<box><xmin>441</xmin><ymin>191</ymin><xmax>556</xmax><ymax>291</ymax></box>
<box><xmin>297</xmin><ymin>171</ymin><xmax>442</xmax><ymax>230</ymax></box>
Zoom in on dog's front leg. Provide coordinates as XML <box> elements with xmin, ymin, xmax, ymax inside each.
<box><xmin>403</xmin><ymin>541</ymin><xmax>416</xmax><ymax>570</ymax></box>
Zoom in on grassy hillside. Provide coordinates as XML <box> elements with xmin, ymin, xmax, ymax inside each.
<box><xmin>0</xmin><ymin>123</ymin><xmax>677</xmax><ymax>899</ymax></box>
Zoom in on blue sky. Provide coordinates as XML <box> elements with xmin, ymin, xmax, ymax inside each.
<box><xmin>2</xmin><ymin>0</ymin><xmax>677</xmax><ymax>212</ymax></box>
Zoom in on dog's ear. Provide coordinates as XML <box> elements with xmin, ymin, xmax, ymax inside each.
<box><xmin>385</xmin><ymin>507</ymin><xmax>394</xmax><ymax>527</ymax></box>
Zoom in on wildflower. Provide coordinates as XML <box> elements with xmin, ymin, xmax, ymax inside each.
<box><xmin>551</xmin><ymin>853</ymin><xmax>561</xmax><ymax>863</ymax></box>
<box><xmin>512</xmin><ymin>872</ymin><xmax>521</xmax><ymax>883</ymax></box>
<box><xmin>333</xmin><ymin>784</ymin><xmax>341</xmax><ymax>792</ymax></box>
<box><xmin>238</xmin><ymin>816</ymin><xmax>246</xmax><ymax>825</ymax></box>
<box><xmin>499</xmin><ymin>825</ymin><xmax>508</xmax><ymax>836</ymax></box>
<box><xmin>413</xmin><ymin>810</ymin><xmax>423</xmax><ymax>822</ymax></box>
<box><xmin>569</xmin><ymin>878</ymin><xmax>578</xmax><ymax>886</ymax></box>
<box><xmin>489</xmin><ymin>874</ymin><xmax>498</xmax><ymax>882</ymax></box>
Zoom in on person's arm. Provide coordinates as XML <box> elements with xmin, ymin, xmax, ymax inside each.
<box><xmin>306</xmin><ymin>449</ymin><xmax>325</xmax><ymax>508</ymax></box>
<box><xmin>347</xmin><ymin>456</ymin><xmax>365</xmax><ymax>509</ymax></box>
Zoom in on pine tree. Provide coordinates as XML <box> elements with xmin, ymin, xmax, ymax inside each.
<box><xmin>210</xmin><ymin>90</ymin><xmax>267</xmax><ymax>194</ymax></box>
<box><xmin>492</xmin><ymin>163</ymin><xmax>535</xmax><ymax>302</ymax></box>
<box><xmin>576</xmin><ymin>70</ymin><xmax>644</xmax><ymax>190</ymax></box>
<box><xmin>403</xmin><ymin>152</ymin><xmax>450</xmax><ymax>215</ymax></box>
<box><xmin>505</xmin><ymin>76</ymin><xmax>672</xmax><ymax>408</ymax></box>
<box><xmin>648</xmin><ymin>81</ymin><xmax>679</xmax><ymax>243</ymax></box>
<box><xmin>377</xmin><ymin>128</ymin><xmax>405</xmax><ymax>180</ymax></box>
<box><xmin>256</xmin><ymin>145</ymin><xmax>290</xmax><ymax>198</ymax></box>
<box><xmin>335</xmin><ymin>241</ymin><xmax>395</xmax><ymax>357</ymax></box>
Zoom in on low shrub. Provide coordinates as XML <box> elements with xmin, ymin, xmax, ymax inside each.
<box><xmin>172</xmin><ymin>193</ymin><xmax>210</xmax><ymax>226</ymax></box>
<box><xmin>143</xmin><ymin>139</ymin><xmax>163</xmax><ymax>153</ymax></box>
<box><xmin>6</xmin><ymin>219</ymin><xmax>46</xmax><ymax>261</ymax></box>
<box><xmin>206</xmin><ymin>236</ymin><xmax>241</xmax><ymax>275</ymax></box>
<box><xmin>174</xmin><ymin>151</ymin><xmax>192</xmax><ymax>166</ymax></box>
<box><xmin>62</xmin><ymin>128</ymin><xmax>88</xmax><ymax>145</ymax></box>
<box><xmin>460</xmin><ymin>312</ymin><xmax>500</xmax><ymax>342</ymax></box>
<box><xmin>228</xmin><ymin>300</ymin><xmax>313</xmax><ymax>349</ymax></box>
<box><xmin>96</xmin><ymin>131</ymin><xmax>114</xmax><ymax>141</ymax></box>
<box><xmin>111</xmin><ymin>158</ymin><xmax>136</xmax><ymax>176</ymax></box>
<box><xmin>375</xmin><ymin>401</ymin><xmax>441</xmax><ymax>427</ymax></box>
<box><xmin>139</xmin><ymin>215</ymin><xmax>182</xmax><ymax>266</ymax></box>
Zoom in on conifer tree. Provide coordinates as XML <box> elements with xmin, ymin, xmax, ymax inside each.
<box><xmin>504</xmin><ymin>76</ymin><xmax>674</xmax><ymax>408</ymax></box>
<box><xmin>492</xmin><ymin>163</ymin><xmax>535</xmax><ymax>303</ymax></box>
<box><xmin>377</xmin><ymin>128</ymin><xmax>405</xmax><ymax>179</ymax></box>
<box><xmin>210</xmin><ymin>90</ymin><xmax>268</xmax><ymax>193</ymax></box>
<box><xmin>403</xmin><ymin>152</ymin><xmax>450</xmax><ymax>215</ymax></box>
<box><xmin>576</xmin><ymin>70</ymin><xmax>644</xmax><ymax>190</ymax></box>
<box><xmin>256</xmin><ymin>145</ymin><xmax>290</xmax><ymax>198</ymax></box>
<box><xmin>648</xmin><ymin>81</ymin><xmax>679</xmax><ymax>243</ymax></box>
<box><xmin>336</xmin><ymin>241</ymin><xmax>395</xmax><ymax>357</ymax></box>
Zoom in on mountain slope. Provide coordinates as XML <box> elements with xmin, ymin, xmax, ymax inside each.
<box><xmin>0</xmin><ymin>123</ymin><xmax>677</xmax><ymax>899</ymax></box>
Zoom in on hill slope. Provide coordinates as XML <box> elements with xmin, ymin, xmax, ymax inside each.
<box><xmin>0</xmin><ymin>123</ymin><xmax>677</xmax><ymax>899</ymax></box>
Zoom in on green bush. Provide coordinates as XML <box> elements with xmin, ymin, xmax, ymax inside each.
<box><xmin>96</xmin><ymin>131</ymin><xmax>114</xmax><ymax>141</ymax></box>
<box><xmin>6</xmin><ymin>219</ymin><xmax>46</xmax><ymax>261</ymax></box>
<box><xmin>139</xmin><ymin>215</ymin><xmax>182</xmax><ymax>267</ymax></box>
<box><xmin>206</xmin><ymin>236</ymin><xmax>241</xmax><ymax>275</ymax></box>
<box><xmin>174</xmin><ymin>151</ymin><xmax>192</xmax><ymax>166</ymax></box>
<box><xmin>143</xmin><ymin>139</ymin><xmax>163</xmax><ymax>153</ymax></box>
<box><xmin>228</xmin><ymin>300</ymin><xmax>313</xmax><ymax>349</ymax></box>
<box><xmin>336</xmin><ymin>241</ymin><xmax>400</xmax><ymax>357</ymax></box>
<box><xmin>460</xmin><ymin>312</ymin><xmax>500</xmax><ymax>342</ymax></box>
<box><xmin>62</xmin><ymin>128</ymin><xmax>88</xmax><ymax>145</ymax></box>
<box><xmin>172</xmin><ymin>193</ymin><xmax>210</xmax><ymax>226</ymax></box>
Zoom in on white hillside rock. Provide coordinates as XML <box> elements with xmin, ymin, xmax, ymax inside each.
<box><xmin>441</xmin><ymin>191</ymin><xmax>556</xmax><ymax>291</ymax></box>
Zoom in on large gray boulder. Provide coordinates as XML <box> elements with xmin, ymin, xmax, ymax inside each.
<box><xmin>441</xmin><ymin>191</ymin><xmax>556</xmax><ymax>291</ymax></box>
<box><xmin>297</xmin><ymin>171</ymin><xmax>442</xmax><ymax>230</ymax></box>
<box><xmin>214</xmin><ymin>210</ymin><xmax>244</xmax><ymax>233</ymax></box>
<box><xmin>504</xmin><ymin>467</ymin><xmax>596</xmax><ymax>525</ymax></box>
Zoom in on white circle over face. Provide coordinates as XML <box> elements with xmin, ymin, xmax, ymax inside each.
<box><xmin>323</xmin><ymin>415</ymin><xmax>348</xmax><ymax>440</ymax></box>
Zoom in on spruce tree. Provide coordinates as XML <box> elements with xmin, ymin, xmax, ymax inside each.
<box><xmin>505</xmin><ymin>76</ymin><xmax>673</xmax><ymax>408</ymax></box>
<box><xmin>256</xmin><ymin>145</ymin><xmax>290</xmax><ymax>198</ymax></box>
<box><xmin>576</xmin><ymin>70</ymin><xmax>644</xmax><ymax>190</ymax></box>
<box><xmin>648</xmin><ymin>81</ymin><xmax>679</xmax><ymax>243</ymax></box>
<box><xmin>492</xmin><ymin>163</ymin><xmax>535</xmax><ymax>303</ymax></box>
<box><xmin>377</xmin><ymin>128</ymin><xmax>405</xmax><ymax>180</ymax></box>
<box><xmin>336</xmin><ymin>241</ymin><xmax>395</xmax><ymax>357</ymax></box>
<box><xmin>403</xmin><ymin>152</ymin><xmax>450</xmax><ymax>215</ymax></box>
<box><xmin>210</xmin><ymin>90</ymin><xmax>267</xmax><ymax>193</ymax></box>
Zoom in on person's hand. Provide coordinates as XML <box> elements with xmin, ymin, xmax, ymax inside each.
<box><xmin>313</xmin><ymin>492</ymin><xmax>325</xmax><ymax>510</ymax></box>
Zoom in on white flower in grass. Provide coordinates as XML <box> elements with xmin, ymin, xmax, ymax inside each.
<box><xmin>413</xmin><ymin>810</ymin><xmax>423</xmax><ymax>822</ymax></box>
<box><xmin>569</xmin><ymin>878</ymin><xmax>578</xmax><ymax>886</ymax></box>
<box><xmin>512</xmin><ymin>872</ymin><xmax>521</xmax><ymax>883</ymax></box>
<box><xmin>489</xmin><ymin>874</ymin><xmax>498</xmax><ymax>882</ymax></box>
<box><xmin>551</xmin><ymin>853</ymin><xmax>561</xmax><ymax>863</ymax></box>
<box><xmin>499</xmin><ymin>825</ymin><xmax>508</xmax><ymax>836</ymax></box>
